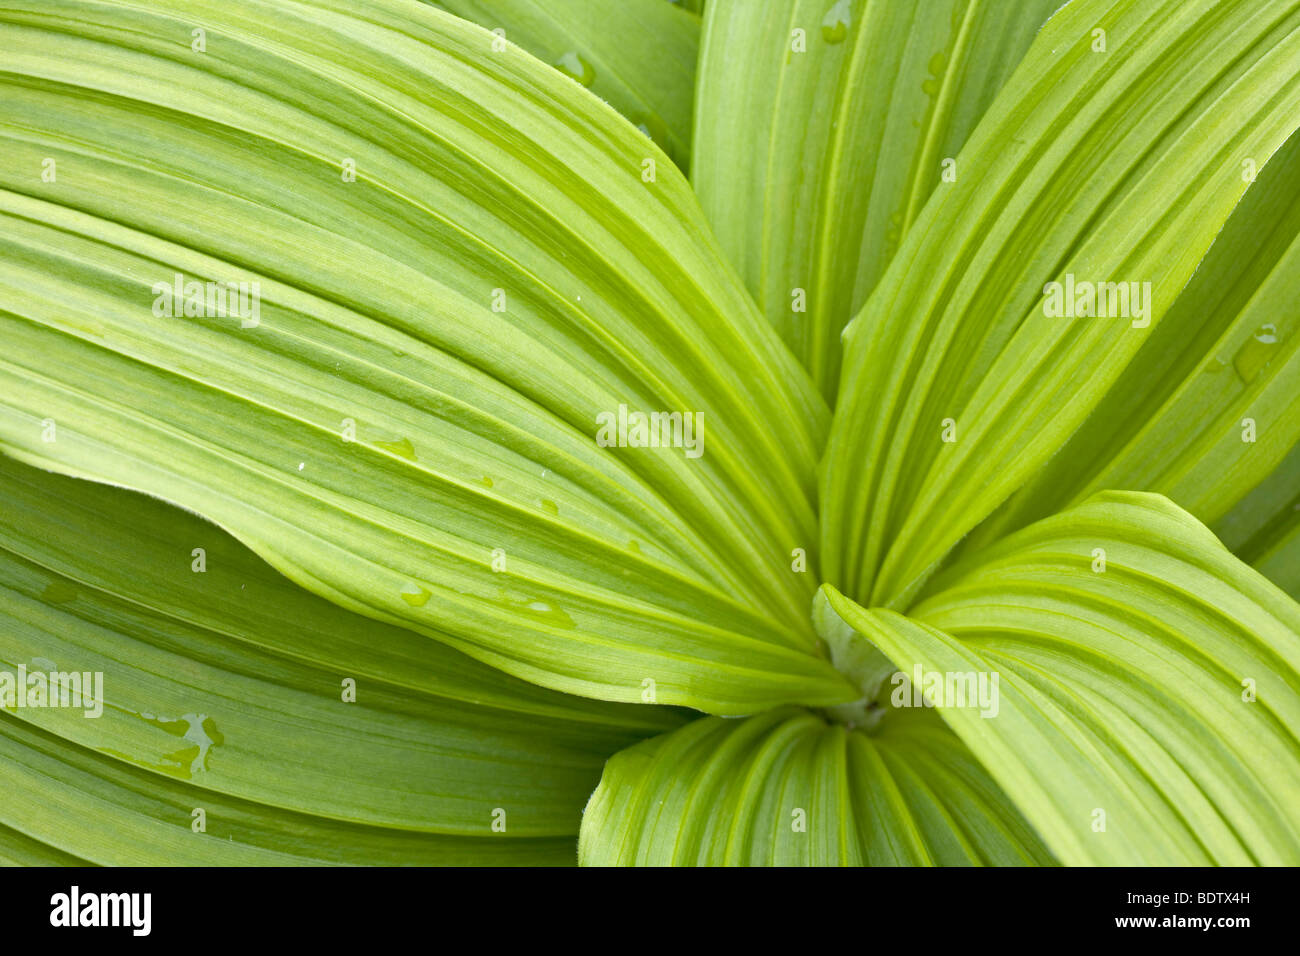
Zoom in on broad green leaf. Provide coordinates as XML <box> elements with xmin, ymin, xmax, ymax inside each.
<box><xmin>580</xmin><ymin>705</ymin><xmax>1053</xmax><ymax>865</ymax></box>
<box><xmin>1253</xmin><ymin>518</ymin><xmax>1300</xmax><ymax>600</ymax></box>
<box><xmin>0</xmin><ymin>820</ymin><xmax>85</xmax><ymax>866</ymax></box>
<box><xmin>1219</xmin><ymin>442</ymin><xmax>1300</xmax><ymax>598</ymax></box>
<box><xmin>692</xmin><ymin>0</ymin><xmax>1061</xmax><ymax>399</ymax></box>
<box><xmin>0</xmin><ymin>0</ymin><xmax>855</xmax><ymax>714</ymax></box>
<box><xmin>423</xmin><ymin>0</ymin><xmax>699</xmax><ymax>168</ymax></box>
<box><xmin>970</xmin><ymin>130</ymin><xmax>1300</xmax><ymax>557</ymax></box>
<box><xmin>0</xmin><ymin>716</ymin><xmax>583</xmax><ymax>865</ymax></box>
<box><xmin>823</xmin><ymin>491</ymin><xmax>1300</xmax><ymax>865</ymax></box>
<box><xmin>0</xmin><ymin>454</ymin><xmax>686</xmax><ymax>864</ymax></box>
<box><xmin>822</xmin><ymin>0</ymin><xmax>1300</xmax><ymax>609</ymax></box>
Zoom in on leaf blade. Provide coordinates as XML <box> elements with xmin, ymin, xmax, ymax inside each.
<box><xmin>692</xmin><ymin>0</ymin><xmax>1062</xmax><ymax>399</ymax></box>
<box><xmin>579</xmin><ymin>706</ymin><xmax>1053</xmax><ymax>865</ymax></box>
<box><xmin>424</xmin><ymin>0</ymin><xmax>699</xmax><ymax>168</ymax></box>
<box><xmin>0</xmin><ymin>0</ymin><xmax>853</xmax><ymax>714</ymax></box>
<box><xmin>968</xmin><ymin>130</ymin><xmax>1300</xmax><ymax>562</ymax></box>
<box><xmin>0</xmin><ymin>455</ymin><xmax>688</xmax><ymax>863</ymax></box>
<box><xmin>823</xmin><ymin>491</ymin><xmax>1300</xmax><ymax>865</ymax></box>
<box><xmin>822</xmin><ymin>0</ymin><xmax>1300</xmax><ymax>608</ymax></box>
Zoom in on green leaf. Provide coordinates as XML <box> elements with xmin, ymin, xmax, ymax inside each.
<box><xmin>423</xmin><ymin>0</ymin><xmax>699</xmax><ymax>168</ymax></box>
<box><xmin>823</xmin><ymin>491</ymin><xmax>1300</xmax><ymax>865</ymax></box>
<box><xmin>0</xmin><ymin>454</ymin><xmax>687</xmax><ymax>863</ymax></box>
<box><xmin>691</xmin><ymin>0</ymin><xmax>1061</xmax><ymax>399</ymax></box>
<box><xmin>0</xmin><ymin>717</ymin><xmax>582</xmax><ymax>865</ymax></box>
<box><xmin>667</xmin><ymin>0</ymin><xmax>705</xmax><ymax>16</ymax></box>
<box><xmin>0</xmin><ymin>0</ymin><xmax>854</xmax><ymax>714</ymax></box>
<box><xmin>1219</xmin><ymin>443</ymin><xmax>1300</xmax><ymax>599</ymax></box>
<box><xmin>1253</xmin><ymin>517</ymin><xmax>1300</xmax><ymax>601</ymax></box>
<box><xmin>822</xmin><ymin>0</ymin><xmax>1300</xmax><ymax>608</ymax></box>
<box><xmin>580</xmin><ymin>705</ymin><xmax>1054</xmax><ymax>865</ymax></box>
<box><xmin>969</xmin><ymin>130</ymin><xmax>1300</xmax><ymax>556</ymax></box>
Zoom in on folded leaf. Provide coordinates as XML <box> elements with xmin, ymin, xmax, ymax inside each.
<box><xmin>0</xmin><ymin>716</ymin><xmax>584</xmax><ymax>865</ymax></box>
<box><xmin>692</xmin><ymin>0</ymin><xmax>1061</xmax><ymax>399</ymax></box>
<box><xmin>822</xmin><ymin>0</ymin><xmax>1300</xmax><ymax>608</ymax></box>
<box><xmin>823</xmin><ymin>491</ymin><xmax>1300</xmax><ymax>865</ymax></box>
<box><xmin>580</xmin><ymin>706</ymin><xmax>1053</xmax><ymax>865</ymax></box>
<box><xmin>0</xmin><ymin>819</ymin><xmax>85</xmax><ymax>866</ymax></box>
<box><xmin>0</xmin><ymin>0</ymin><xmax>853</xmax><ymax>714</ymax></box>
<box><xmin>0</xmin><ymin>454</ymin><xmax>686</xmax><ymax>863</ymax></box>
<box><xmin>1219</xmin><ymin>444</ymin><xmax>1300</xmax><ymax>599</ymax></box>
<box><xmin>424</xmin><ymin>0</ymin><xmax>699</xmax><ymax>168</ymax></box>
<box><xmin>1253</xmin><ymin>517</ymin><xmax>1300</xmax><ymax>601</ymax></box>
<box><xmin>970</xmin><ymin>129</ymin><xmax>1300</xmax><ymax>554</ymax></box>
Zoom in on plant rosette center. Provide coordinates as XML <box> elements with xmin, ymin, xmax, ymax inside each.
<box><xmin>811</xmin><ymin>588</ymin><xmax>895</xmax><ymax>731</ymax></box>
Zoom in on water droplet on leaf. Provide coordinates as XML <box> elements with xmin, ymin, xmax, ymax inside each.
<box><xmin>41</xmin><ymin>580</ymin><xmax>78</xmax><ymax>604</ymax></box>
<box><xmin>632</xmin><ymin>111</ymin><xmax>670</xmax><ymax>148</ymax></box>
<box><xmin>555</xmin><ymin>50</ymin><xmax>595</xmax><ymax>87</ymax></box>
<box><xmin>133</xmin><ymin>712</ymin><xmax>224</xmax><ymax>778</ymax></box>
<box><xmin>1232</xmin><ymin>323</ymin><xmax>1282</xmax><ymax>384</ymax></box>
<box><xmin>400</xmin><ymin>583</ymin><xmax>431</xmax><ymax>607</ymax></box>
<box><xmin>374</xmin><ymin>437</ymin><xmax>416</xmax><ymax>460</ymax></box>
<box><xmin>524</xmin><ymin>600</ymin><xmax>574</xmax><ymax>628</ymax></box>
<box><xmin>821</xmin><ymin>0</ymin><xmax>853</xmax><ymax>43</ymax></box>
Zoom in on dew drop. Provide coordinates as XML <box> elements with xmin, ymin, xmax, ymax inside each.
<box><xmin>632</xmin><ymin>111</ymin><xmax>670</xmax><ymax>148</ymax></box>
<box><xmin>400</xmin><ymin>583</ymin><xmax>431</xmax><ymax>607</ymax></box>
<box><xmin>134</xmin><ymin>712</ymin><xmax>225</xmax><ymax>778</ymax></box>
<box><xmin>496</xmin><ymin>587</ymin><xmax>576</xmax><ymax>628</ymax></box>
<box><xmin>555</xmin><ymin>50</ymin><xmax>596</xmax><ymax>87</ymax></box>
<box><xmin>821</xmin><ymin>0</ymin><xmax>853</xmax><ymax>43</ymax></box>
<box><xmin>297</xmin><ymin>461</ymin><xmax>305</xmax><ymax>471</ymax></box>
<box><xmin>479</xmin><ymin>475</ymin><xmax>495</xmax><ymax>489</ymax></box>
<box><xmin>883</xmin><ymin>209</ymin><xmax>905</xmax><ymax>249</ymax></box>
<box><xmin>1232</xmin><ymin>323</ymin><xmax>1283</xmax><ymax>384</ymax></box>
<box><xmin>541</xmin><ymin>498</ymin><xmax>559</xmax><ymax>516</ymax></box>
<box><xmin>41</xmin><ymin>580</ymin><xmax>77</xmax><ymax>605</ymax></box>
<box><xmin>373</xmin><ymin>437</ymin><xmax>416</xmax><ymax>460</ymax></box>
<box><xmin>524</xmin><ymin>600</ymin><xmax>575</xmax><ymax>628</ymax></box>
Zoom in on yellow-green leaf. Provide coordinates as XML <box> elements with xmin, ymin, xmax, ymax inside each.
<box><xmin>0</xmin><ymin>0</ymin><xmax>853</xmax><ymax>714</ymax></box>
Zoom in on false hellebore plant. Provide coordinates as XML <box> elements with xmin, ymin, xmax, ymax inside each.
<box><xmin>0</xmin><ymin>0</ymin><xmax>1297</xmax><ymax>867</ymax></box>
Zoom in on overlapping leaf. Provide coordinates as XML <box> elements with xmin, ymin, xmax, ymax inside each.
<box><xmin>424</xmin><ymin>0</ymin><xmax>699</xmax><ymax>168</ymax></box>
<box><xmin>822</xmin><ymin>0</ymin><xmax>1300</xmax><ymax>608</ymax></box>
<box><xmin>970</xmin><ymin>131</ymin><xmax>1300</xmax><ymax>572</ymax></box>
<box><xmin>580</xmin><ymin>705</ymin><xmax>1053</xmax><ymax>865</ymax></box>
<box><xmin>1223</xmin><ymin>444</ymin><xmax>1300</xmax><ymax>599</ymax></box>
<box><xmin>4</xmin><ymin>0</ymin><xmax>1298</xmax><ymax>870</ymax></box>
<box><xmin>1251</xmin><ymin>516</ymin><xmax>1300</xmax><ymax>599</ymax></box>
<box><xmin>692</xmin><ymin>0</ymin><xmax>1061</xmax><ymax>399</ymax></box>
<box><xmin>0</xmin><ymin>455</ymin><xmax>686</xmax><ymax>863</ymax></box>
<box><xmin>824</xmin><ymin>491</ymin><xmax>1300</xmax><ymax>865</ymax></box>
<box><xmin>0</xmin><ymin>0</ymin><xmax>855</xmax><ymax>714</ymax></box>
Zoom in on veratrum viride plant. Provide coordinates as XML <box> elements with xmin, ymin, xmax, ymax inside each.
<box><xmin>0</xmin><ymin>0</ymin><xmax>1297</xmax><ymax>867</ymax></box>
